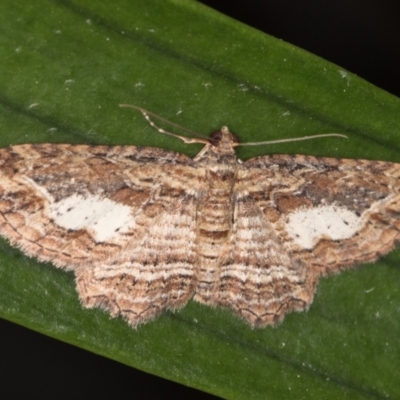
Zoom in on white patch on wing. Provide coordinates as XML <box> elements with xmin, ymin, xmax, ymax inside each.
<box><xmin>286</xmin><ymin>204</ymin><xmax>362</xmax><ymax>249</ymax></box>
<box><xmin>49</xmin><ymin>194</ymin><xmax>135</xmax><ymax>242</ymax></box>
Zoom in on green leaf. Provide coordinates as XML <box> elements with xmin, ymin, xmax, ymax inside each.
<box><xmin>1</xmin><ymin>0</ymin><xmax>399</xmax><ymax>399</ymax></box>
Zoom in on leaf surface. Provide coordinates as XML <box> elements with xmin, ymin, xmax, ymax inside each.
<box><xmin>0</xmin><ymin>1</ymin><xmax>399</xmax><ymax>398</ymax></box>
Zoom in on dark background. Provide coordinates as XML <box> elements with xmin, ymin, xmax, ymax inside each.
<box><xmin>201</xmin><ymin>0</ymin><xmax>400</xmax><ymax>98</ymax></box>
<box><xmin>2</xmin><ymin>1</ymin><xmax>400</xmax><ymax>399</ymax></box>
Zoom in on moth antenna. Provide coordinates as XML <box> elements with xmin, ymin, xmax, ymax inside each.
<box><xmin>119</xmin><ymin>104</ymin><xmax>210</xmax><ymax>145</ymax></box>
<box><xmin>237</xmin><ymin>133</ymin><xmax>348</xmax><ymax>146</ymax></box>
<box><xmin>120</xmin><ymin>104</ymin><xmax>348</xmax><ymax>146</ymax></box>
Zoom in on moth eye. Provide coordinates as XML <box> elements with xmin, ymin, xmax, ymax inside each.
<box><xmin>231</xmin><ymin>133</ymin><xmax>239</xmax><ymax>144</ymax></box>
<box><xmin>209</xmin><ymin>130</ymin><xmax>223</xmax><ymax>146</ymax></box>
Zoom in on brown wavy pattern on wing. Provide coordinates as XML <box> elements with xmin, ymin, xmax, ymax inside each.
<box><xmin>0</xmin><ymin>143</ymin><xmax>202</xmax><ymax>266</ymax></box>
<box><xmin>76</xmin><ymin>193</ymin><xmax>198</xmax><ymax>327</ymax></box>
<box><xmin>240</xmin><ymin>154</ymin><xmax>400</xmax><ymax>276</ymax></box>
<box><xmin>213</xmin><ymin>193</ymin><xmax>317</xmax><ymax>327</ymax></box>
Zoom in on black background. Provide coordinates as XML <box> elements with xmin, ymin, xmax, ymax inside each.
<box><xmin>2</xmin><ymin>1</ymin><xmax>400</xmax><ymax>399</ymax></box>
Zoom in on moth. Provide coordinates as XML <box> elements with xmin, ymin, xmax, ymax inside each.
<box><xmin>0</xmin><ymin>105</ymin><xmax>399</xmax><ymax>328</ymax></box>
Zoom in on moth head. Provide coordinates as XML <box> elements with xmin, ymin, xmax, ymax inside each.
<box><xmin>209</xmin><ymin>126</ymin><xmax>239</xmax><ymax>152</ymax></box>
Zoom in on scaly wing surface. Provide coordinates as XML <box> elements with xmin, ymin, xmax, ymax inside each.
<box><xmin>0</xmin><ymin>143</ymin><xmax>204</xmax><ymax>326</ymax></box>
<box><xmin>212</xmin><ymin>154</ymin><xmax>400</xmax><ymax>327</ymax></box>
